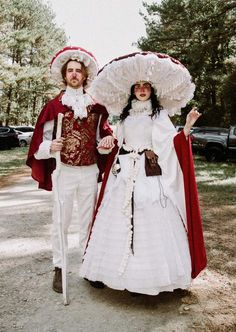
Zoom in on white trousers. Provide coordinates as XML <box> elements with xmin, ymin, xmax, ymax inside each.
<box><xmin>51</xmin><ymin>163</ymin><xmax>98</xmax><ymax>268</ymax></box>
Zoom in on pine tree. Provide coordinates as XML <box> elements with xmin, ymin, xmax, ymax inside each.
<box><xmin>0</xmin><ymin>0</ymin><xmax>67</xmax><ymax>125</ymax></box>
<box><xmin>137</xmin><ymin>0</ymin><xmax>236</xmax><ymax>126</ymax></box>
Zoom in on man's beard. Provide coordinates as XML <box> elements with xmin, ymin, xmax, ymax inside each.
<box><xmin>67</xmin><ymin>79</ymin><xmax>83</xmax><ymax>88</ymax></box>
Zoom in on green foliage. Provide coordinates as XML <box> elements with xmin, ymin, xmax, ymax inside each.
<box><xmin>137</xmin><ymin>0</ymin><xmax>236</xmax><ymax>126</ymax></box>
<box><xmin>109</xmin><ymin>115</ymin><xmax>120</xmax><ymax>125</ymax></box>
<box><xmin>221</xmin><ymin>59</ymin><xmax>236</xmax><ymax>125</ymax></box>
<box><xmin>0</xmin><ymin>0</ymin><xmax>67</xmax><ymax>126</ymax></box>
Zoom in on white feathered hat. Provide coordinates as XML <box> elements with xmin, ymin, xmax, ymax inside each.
<box><xmin>50</xmin><ymin>46</ymin><xmax>98</xmax><ymax>88</ymax></box>
<box><xmin>89</xmin><ymin>51</ymin><xmax>195</xmax><ymax>116</ymax></box>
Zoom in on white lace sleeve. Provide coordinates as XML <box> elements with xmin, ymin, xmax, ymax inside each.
<box><xmin>34</xmin><ymin>120</ymin><xmax>55</xmax><ymax>160</ymax></box>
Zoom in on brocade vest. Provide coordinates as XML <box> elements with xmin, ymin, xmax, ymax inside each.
<box><xmin>60</xmin><ymin>108</ymin><xmax>99</xmax><ymax>166</ymax></box>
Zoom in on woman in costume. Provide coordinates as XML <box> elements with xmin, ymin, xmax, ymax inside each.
<box><xmin>80</xmin><ymin>52</ymin><xmax>207</xmax><ymax>295</ymax></box>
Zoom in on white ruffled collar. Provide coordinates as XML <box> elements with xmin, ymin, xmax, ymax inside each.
<box><xmin>129</xmin><ymin>99</ymin><xmax>152</xmax><ymax>116</ymax></box>
<box><xmin>61</xmin><ymin>86</ymin><xmax>93</xmax><ymax>119</ymax></box>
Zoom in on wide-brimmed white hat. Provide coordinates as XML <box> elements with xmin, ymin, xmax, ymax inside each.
<box><xmin>89</xmin><ymin>52</ymin><xmax>195</xmax><ymax>116</ymax></box>
<box><xmin>50</xmin><ymin>46</ymin><xmax>98</xmax><ymax>88</ymax></box>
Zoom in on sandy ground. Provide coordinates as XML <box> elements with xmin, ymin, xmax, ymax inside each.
<box><xmin>0</xmin><ymin>169</ymin><xmax>235</xmax><ymax>332</ymax></box>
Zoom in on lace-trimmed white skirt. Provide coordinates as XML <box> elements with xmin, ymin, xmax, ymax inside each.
<box><xmin>80</xmin><ymin>153</ymin><xmax>192</xmax><ymax>295</ymax></box>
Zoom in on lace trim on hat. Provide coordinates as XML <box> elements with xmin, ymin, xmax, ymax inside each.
<box><xmin>89</xmin><ymin>53</ymin><xmax>195</xmax><ymax>116</ymax></box>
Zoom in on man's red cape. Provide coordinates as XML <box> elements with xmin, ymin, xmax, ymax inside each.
<box><xmin>87</xmin><ymin>131</ymin><xmax>207</xmax><ymax>279</ymax></box>
<box><xmin>26</xmin><ymin>93</ymin><xmax>112</xmax><ymax>191</ymax></box>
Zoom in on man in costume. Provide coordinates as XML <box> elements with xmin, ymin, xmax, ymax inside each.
<box><xmin>80</xmin><ymin>52</ymin><xmax>207</xmax><ymax>295</ymax></box>
<box><xmin>26</xmin><ymin>46</ymin><xmax>114</xmax><ymax>293</ymax></box>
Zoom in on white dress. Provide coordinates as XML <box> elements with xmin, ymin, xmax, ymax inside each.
<box><xmin>80</xmin><ymin>100</ymin><xmax>192</xmax><ymax>295</ymax></box>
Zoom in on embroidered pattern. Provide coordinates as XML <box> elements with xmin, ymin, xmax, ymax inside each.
<box><xmin>61</xmin><ymin>109</ymin><xmax>99</xmax><ymax>166</ymax></box>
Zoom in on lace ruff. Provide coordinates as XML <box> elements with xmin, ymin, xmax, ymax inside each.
<box><xmin>129</xmin><ymin>99</ymin><xmax>152</xmax><ymax>116</ymax></box>
<box><xmin>61</xmin><ymin>86</ymin><xmax>93</xmax><ymax>119</ymax></box>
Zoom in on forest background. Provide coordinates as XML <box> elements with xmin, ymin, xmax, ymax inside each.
<box><xmin>0</xmin><ymin>0</ymin><xmax>235</xmax><ymax>127</ymax></box>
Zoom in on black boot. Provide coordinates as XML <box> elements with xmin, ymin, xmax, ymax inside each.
<box><xmin>84</xmin><ymin>278</ymin><xmax>105</xmax><ymax>289</ymax></box>
<box><xmin>52</xmin><ymin>267</ymin><xmax>62</xmax><ymax>293</ymax></box>
<box><xmin>130</xmin><ymin>292</ymin><xmax>142</xmax><ymax>297</ymax></box>
<box><xmin>89</xmin><ymin>280</ymin><xmax>105</xmax><ymax>289</ymax></box>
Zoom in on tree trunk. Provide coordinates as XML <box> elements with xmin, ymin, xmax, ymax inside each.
<box><xmin>5</xmin><ymin>86</ymin><xmax>13</xmax><ymax>126</ymax></box>
<box><xmin>32</xmin><ymin>95</ymin><xmax>37</xmax><ymax>124</ymax></box>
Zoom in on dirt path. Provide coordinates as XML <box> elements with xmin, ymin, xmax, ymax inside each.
<box><xmin>0</xmin><ymin>171</ymin><xmax>235</xmax><ymax>332</ymax></box>
<box><xmin>0</xmin><ymin>166</ymin><xmax>31</xmax><ymax>189</ymax></box>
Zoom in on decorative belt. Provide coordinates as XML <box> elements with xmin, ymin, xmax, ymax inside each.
<box><xmin>117</xmin><ymin>146</ymin><xmax>166</xmax><ymax>275</ymax></box>
<box><xmin>119</xmin><ymin>147</ymin><xmax>146</xmax><ymax>156</ymax></box>
<box><xmin>117</xmin><ymin>147</ymin><xmax>148</xmax><ymax>258</ymax></box>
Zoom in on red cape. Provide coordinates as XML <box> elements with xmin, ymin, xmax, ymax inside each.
<box><xmin>26</xmin><ymin>93</ymin><xmax>112</xmax><ymax>191</ymax></box>
<box><xmin>87</xmin><ymin>131</ymin><xmax>207</xmax><ymax>279</ymax></box>
<box><xmin>174</xmin><ymin>131</ymin><xmax>207</xmax><ymax>278</ymax></box>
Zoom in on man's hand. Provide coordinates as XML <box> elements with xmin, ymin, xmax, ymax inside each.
<box><xmin>184</xmin><ymin>107</ymin><xmax>201</xmax><ymax>137</ymax></box>
<box><xmin>50</xmin><ymin>137</ymin><xmax>65</xmax><ymax>153</ymax></box>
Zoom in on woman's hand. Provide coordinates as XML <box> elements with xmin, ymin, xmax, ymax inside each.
<box><xmin>184</xmin><ymin>107</ymin><xmax>201</xmax><ymax>137</ymax></box>
<box><xmin>97</xmin><ymin>135</ymin><xmax>114</xmax><ymax>149</ymax></box>
<box><xmin>97</xmin><ymin>135</ymin><xmax>115</xmax><ymax>154</ymax></box>
<box><xmin>50</xmin><ymin>137</ymin><xmax>64</xmax><ymax>153</ymax></box>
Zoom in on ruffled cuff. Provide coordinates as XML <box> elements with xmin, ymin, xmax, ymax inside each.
<box><xmin>34</xmin><ymin>140</ymin><xmax>54</xmax><ymax>160</ymax></box>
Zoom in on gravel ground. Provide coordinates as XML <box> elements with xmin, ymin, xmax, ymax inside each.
<box><xmin>0</xmin><ymin>171</ymin><xmax>235</xmax><ymax>332</ymax></box>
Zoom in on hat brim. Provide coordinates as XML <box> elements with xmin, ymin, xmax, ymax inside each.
<box><xmin>89</xmin><ymin>52</ymin><xmax>195</xmax><ymax>116</ymax></box>
<box><xmin>50</xmin><ymin>46</ymin><xmax>98</xmax><ymax>88</ymax></box>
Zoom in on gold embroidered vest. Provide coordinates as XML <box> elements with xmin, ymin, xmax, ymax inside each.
<box><xmin>60</xmin><ymin>109</ymin><xmax>99</xmax><ymax>166</ymax></box>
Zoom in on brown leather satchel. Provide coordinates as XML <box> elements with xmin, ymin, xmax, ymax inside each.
<box><xmin>144</xmin><ymin>150</ymin><xmax>162</xmax><ymax>176</ymax></box>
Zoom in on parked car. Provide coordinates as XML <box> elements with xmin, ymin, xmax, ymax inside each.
<box><xmin>191</xmin><ymin>126</ymin><xmax>236</xmax><ymax>161</ymax></box>
<box><xmin>175</xmin><ymin>125</ymin><xmax>199</xmax><ymax>134</ymax></box>
<box><xmin>12</xmin><ymin>125</ymin><xmax>34</xmax><ymax>133</ymax></box>
<box><xmin>14</xmin><ymin>130</ymin><xmax>33</xmax><ymax>147</ymax></box>
<box><xmin>0</xmin><ymin>126</ymin><xmax>20</xmax><ymax>149</ymax></box>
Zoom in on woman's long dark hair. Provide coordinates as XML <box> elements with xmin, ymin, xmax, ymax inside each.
<box><xmin>120</xmin><ymin>84</ymin><xmax>162</xmax><ymax>122</ymax></box>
